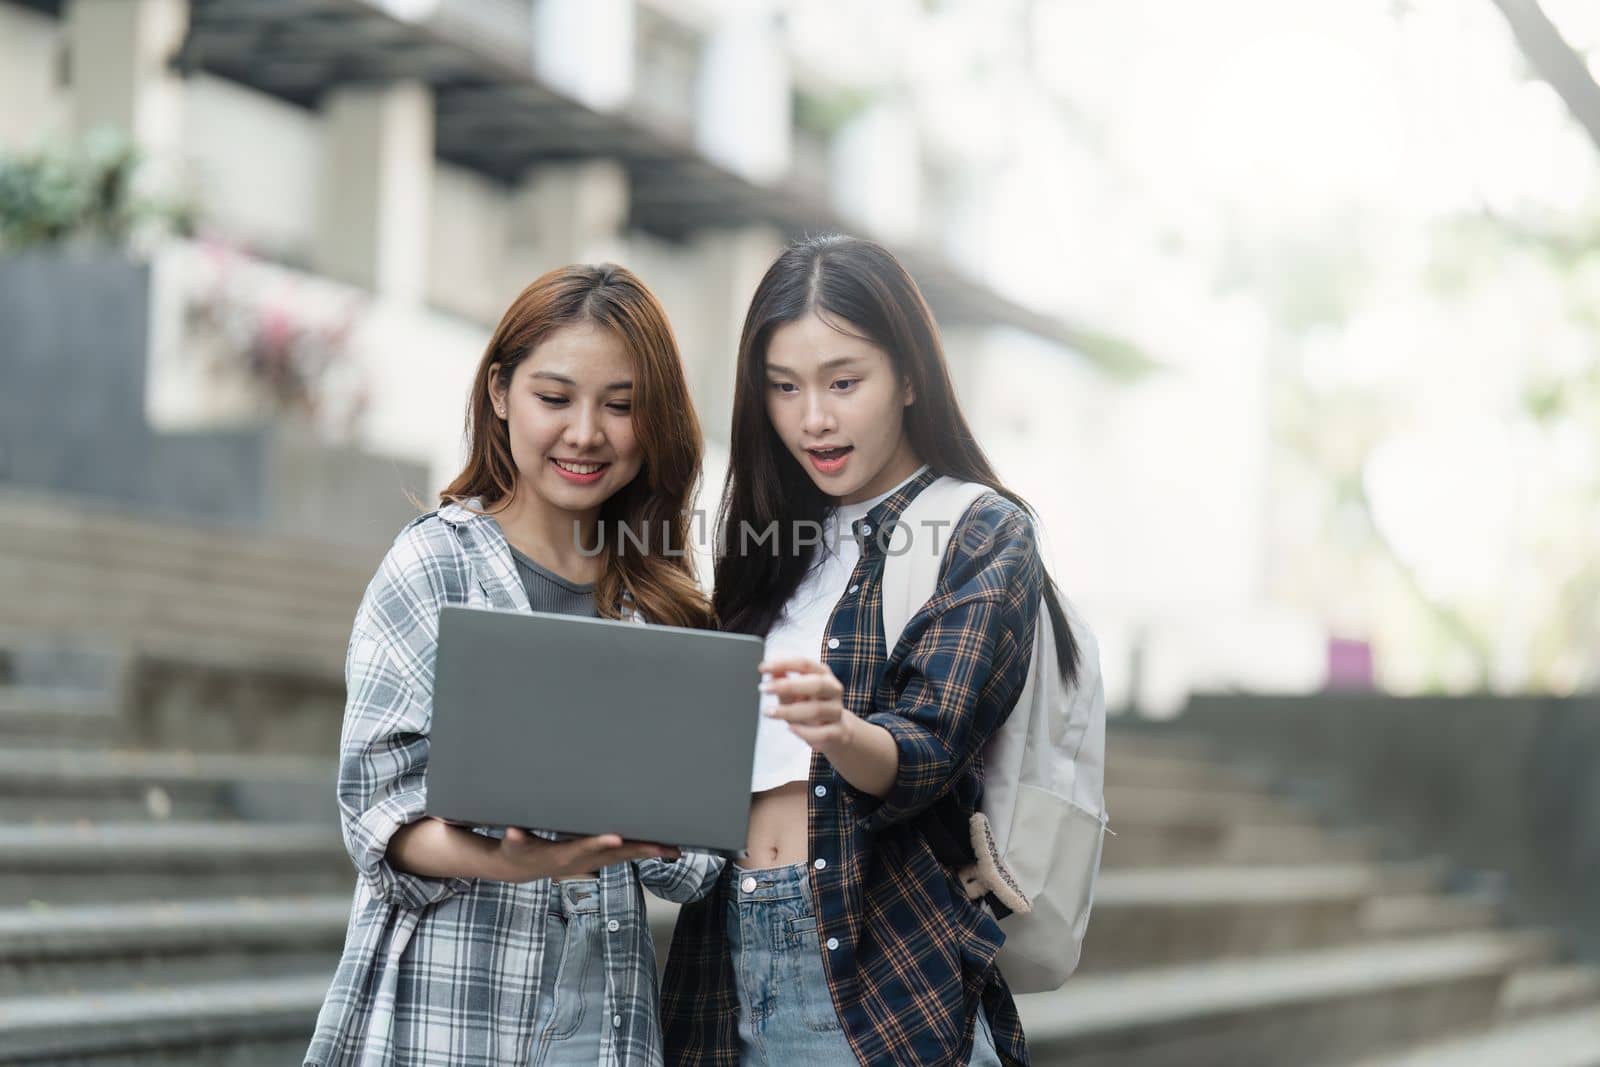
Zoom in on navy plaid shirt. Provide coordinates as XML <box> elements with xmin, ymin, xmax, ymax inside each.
<box><xmin>664</xmin><ymin>469</ymin><xmax>1041</xmax><ymax>1066</ymax></box>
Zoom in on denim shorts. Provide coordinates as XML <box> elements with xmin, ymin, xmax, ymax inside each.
<box><xmin>724</xmin><ymin>861</ymin><xmax>1002</xmax><ymax>1066</ymax></box>
<box><xmin>527</xmin><ymin>877</ymin><xmax>607</xmax><ymax>1066</ymax></box>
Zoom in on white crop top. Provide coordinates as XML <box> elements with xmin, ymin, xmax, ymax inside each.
<box><xmin>750</xmin><ymin>466</ymin><xmax>930</xmax><ymax>793</ymax></box>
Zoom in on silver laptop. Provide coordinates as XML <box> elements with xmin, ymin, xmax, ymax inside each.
<box><xmin>427</xmin><ymin>605</ymin><xmax>763</xmax><ymax>856</ymax></box>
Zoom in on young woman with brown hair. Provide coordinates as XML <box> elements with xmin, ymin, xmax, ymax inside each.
<box><xmin>305</xmin><ymin>264</ymin><xmax>721</xmax><ymax>1067</ymax></box>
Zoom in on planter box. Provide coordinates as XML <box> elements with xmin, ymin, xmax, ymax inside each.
<box><xmin>0</xmin><ymin>248</ymin><xmax>426</xmax><ymax>548</ymax></box>
<box><xmin>0</xmin><ymin>249</ymin><xmax>155</xmax><ymax>506</ymax></box>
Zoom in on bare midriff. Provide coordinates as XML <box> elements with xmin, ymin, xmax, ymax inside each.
<box><xmin>743</xmin><ymin>780</ymin><xmax>811</xmax><ymax>868</ymax></box>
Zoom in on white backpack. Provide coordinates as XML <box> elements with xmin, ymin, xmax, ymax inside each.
<box><xmin>880</xmin><ymin>477</ymin><xmax>1109</xmax><ymax>993</ymax></box>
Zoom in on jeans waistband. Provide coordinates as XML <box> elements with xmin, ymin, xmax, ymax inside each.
<box><xmin>551</xmin><ymin>877</ymin><xmax>601</xmax><ymax>917</ymax></box>
<box><xmin>726</xmin><ymin>860</ymin><xmax>811</xmax><ymax>903</ymax></box>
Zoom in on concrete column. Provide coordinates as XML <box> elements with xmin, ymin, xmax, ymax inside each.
<box><xmin>686</xmin><ymin>225</ymin><xmax>783</xmax><ymax>446</ymax></box>
<box><xmin>695</xmin><ymin>10</ymin><xmax>791</xmax><ymax>182</ymax></box>
<box><xmin>831</xmin><ymin>100</ymin><xmax>922</xmax><ymax>242</ymax></box>
<box><xmin>532</xmin><ymin>0</ymin><xmax>633</xmax><ymax>111</ymax></box>
<box><xmin>66</xmin><ymin>0</ymin><xmax>187</xmax><ymax>187</ymax></box>
<box><xmin>504</xmin><ymin>159</ymin><xmax>630</xmax><ymax>287</ymax></box>
<box><xmin>315</xmin><ymin>81</ymin><xmax>434</xmax><ymax>304</ymax></box>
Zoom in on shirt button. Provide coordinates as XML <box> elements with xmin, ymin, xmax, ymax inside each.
<box><xmin>741</xmin><ymin>876</ymin><xmax>757</xmax><ymax>894</ymax></box>
<box><xmin>848</xmin><ymin>584</ymin><xmax>859</xmax><ymax>594</ymax></box>
<box><xmin>827</xmin><ymin>638</ymin><xmax>840</xmax><ymax>650</ymax></box>
<box><xmin>815</xmin><ymin>784</ymin><xmax>827</xmax><ymax>797</ymax></box>
<box><xmin>606</xmin><ymin>919</ymin><xmax>620</xmax><ymax>933</ymax></box>
<box><xmin>814</xmin><ymin>858</ymin><xmax>827</xmax><ymax>871</ymax></box>
<box><xmin>612</xmin><ymin>1014</ymin><xmax>622</xmax><ymax>1028</ymax></box>
<box><xmin>826</xmin><ymin>937</ymin><xmax>840</xmax><ymax>950</ymax></box>
<box><xmin>861</xmin><ymin>524</ymin><xmax>872</xmax><ymax>535</ymax></box>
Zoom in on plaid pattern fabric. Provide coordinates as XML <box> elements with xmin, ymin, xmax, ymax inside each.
<box><xmin>663</xmin><ymin>469</ymin><xmax>1041</xmax><ymax>1066</ymax></box>
<box><xmin>305</xmin><ymin>502</ymin><xmax>723</xmax><ymax>1067</ymax></box>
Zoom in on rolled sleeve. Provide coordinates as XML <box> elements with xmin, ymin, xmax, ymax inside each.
<box><xmin>346</xmin><ymin>778</ymin><xmax>469</xmax><ymax>909</ymax></box>
<box><xmin>635</xmin><ymin>851</ymin><xmax>726</xmax><ymax>903</ymax></box>
<box><xmin>848</xmin><ymin>509</ymin><xmax>1041</xmax><ymax>833</ymax></box>
<box><xmin>335</xmin><ymin>549</ymin><xmax>469</xmax><ymax>910</ymax></box>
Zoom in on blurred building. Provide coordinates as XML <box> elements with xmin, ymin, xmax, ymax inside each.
<box><xmin>3</xmin><ymin>5</ymin><xmax>1599</xmax><ymax>1063</ymax></box>
<box><xmin>0</xmin><ymin>0</ymin><xmax>1321</xmax><ymax>712</ymax></box>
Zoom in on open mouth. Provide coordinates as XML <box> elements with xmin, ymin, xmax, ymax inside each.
<box><xmin>805</xmin><ymin>445</ymin><xmax>853</xmax><ymax>473</ymax></box>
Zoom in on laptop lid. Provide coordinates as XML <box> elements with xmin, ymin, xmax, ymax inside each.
<box><xmin>427</xmin><ymin>606</ymin><xmax>763</xmax><ymax>856</ymax></box>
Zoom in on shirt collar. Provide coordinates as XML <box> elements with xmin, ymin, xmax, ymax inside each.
<box><xmin>850</xmin><ymin>467</ymin><xmax>942</xmax><ymax>551</ymax></box>
<box><xmin>433</xmin><ymin>498</ymin><xmax>529</xmax><ymax>612</ymax></box>
<box><xmin>437</xmin><ymin>497</ymin><xmax>492</xmax><ymax>529</ymax></box>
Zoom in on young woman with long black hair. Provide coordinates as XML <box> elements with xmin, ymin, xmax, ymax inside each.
<box><xmin>662</xmin><ymin>235</ymin><xmax>1080</xmax><ymax>1066</ymax></box>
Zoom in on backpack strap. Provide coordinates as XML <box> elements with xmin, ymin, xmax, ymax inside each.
<box><xmin>880</xmin><ymin>477</ymin><xmax>993</xmax><ymax>655</ymax></box>
<box><xmin>880</xmin><ymin>477</ymin><xmax>1011</xmax><ymax>911</ymax></box>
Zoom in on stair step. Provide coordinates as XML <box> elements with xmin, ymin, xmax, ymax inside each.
<box><xmin>0</xmin><ymin>895</ymin><xmax>347</xmax><ymax>995</ymax></box>
<box><xmin>1501</xmin><ymin>964</ymin><xmax>1600</xmax><ymax>1021</ymax></box>
<box><xmin>0</xmin><ymin>493</ymin><xmax>376</xmax><ymax>592</ymax></box>
<box><xmin>0</xmin><ymin>689</ymin><xmax>116</xmax><ymax>717</ymax></box>
<box><xmin>0</xmin><ymin>593</ymin><xmax>347</xmax><ymax>674</ymax></box>
<box><xmin>0</xmin><ymin>823</ymin><xmax>351</xmax><ymax>906</ymax></box>
<box><xmin>0</xmin><ymin>972</ymin><xmax>329</xmax><ymax>1065</ymax></box>
<box><xmin>1106</xmin><ymin>789</ymin><xmax>1312</xmax><ymax>835</ymax></box>
<box><xmin>1108</xmin><ymin>779</ymin><xmax>1289</xmax><ymax>812</ymax></box>
<box><xmin>1103</xmin><ymin>818</ymin><xmax>1379</xmax><ymax>868</ymax></box>
<box><xmin>1362</xmin><ymin>891</ymin><xmax>1499</xmax><ymax>939</ymax></box>
<box><xmin>1106</xmin><ymin>752</ymin><xmax>1271</xmax><ymax>793</ymax></box>
<box><xmin>1094</xmin><ymin>863</ymin><xmax>1382</xmax><ymax>906</ymax></box>
<box><xmin>1081</xmin><ymin>863</ymin><xmax>1403</xmax><ymax>970</ymax></box>
<box><xmin>1103</xmin><ymin>731</ymin><xmax>1220</xmax><ymax>764</ymax></box>
<box><xmin>0</xmin><ymin>749</ymin><xmax>331</xmax><ymax>784</ymax></box>
<box><xmin>1343</xmin><ymin>1006</ymin><xmax>1600</xmax><ymax>1067</ymax></box>
<box><xmin>0</xmin><ymin>688</ymin><xmax>121</xmax><ymax>747</ymax></box>
<box><xmin>0</xmin><ymin>749</ymin><xmax>332</xmax><ymax>822</ymax></box>
<box><xmin>1017</xmin><ymin>930</ymin><xmax>1554</xmax><ymax>1066</ymax></box>
<box><xmin>0</xmin><ymin>551</ymin><xmax>358</xmax><ymax>619</ymax></box>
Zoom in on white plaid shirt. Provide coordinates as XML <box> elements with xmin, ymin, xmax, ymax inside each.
<box><xmin>305</xmin><ymin>502</ymin><xmax>723</xmax><ymax>1066</ymax></box>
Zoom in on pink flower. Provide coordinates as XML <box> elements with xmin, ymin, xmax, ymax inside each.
<box><xmin>259</xmin><ymin>305</ymin><xmax>295</xmax><ymax>352</ymax></box>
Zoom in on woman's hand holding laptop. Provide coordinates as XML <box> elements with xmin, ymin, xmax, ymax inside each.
<box><xmin>388</xmin><ymin>818</ymin><xmax>680</xmax><ymax>884</ymax></box>
<box><xmin>492</xmin><ymin>827</ymin><xmax>681</xmax><ymax>882</ymax></box>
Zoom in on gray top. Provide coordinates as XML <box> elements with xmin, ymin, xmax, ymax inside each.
<box><xmin>506</xmin><ymin>544</ymin><xmax>598</xmax><ymax>618</ymax></box>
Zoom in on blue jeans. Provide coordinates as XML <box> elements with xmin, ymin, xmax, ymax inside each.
<box><xmin>528</xmin><ymin>877</ymin><xmax>607</xmax><ymax>1066</ymax></box>
<box><xmin>724</xmin><ymin>861</ymin><xmax>1002</xmax><ymax>1066</ymax></box>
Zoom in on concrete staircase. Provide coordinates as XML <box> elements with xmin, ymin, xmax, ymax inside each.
<box><xmin>3</xmin><ymin>704</ymin><xmax>1596</xmax><ymax>1065</ymax></box>
<box><xmin>0</xmin><ymin>697</ymin><xmax>349</xmax><ymax>1064</ymax></box>
<box><xmin>1</xmin><ymin>494</ymin><xmax>1595</xmax><ymax>1064</ymax></box>
<box><xmin>0</xmin><ymin>495</ymin><xmax>366</xmax><ymax>1064</ymax></box>
<box><xmin>0</xmin><ymin>490</ymin><xmax>368</xmax><ymax>673</ymax></box>
<box><xmin>0</xmin><ymin>489</ymin><xmax>373</xmax><ymax>761</ymax></box>
<box><xmin>1010</xmin><ymin>737</ymin><xmax>1600</xmax><ymax>1067</ymax></box>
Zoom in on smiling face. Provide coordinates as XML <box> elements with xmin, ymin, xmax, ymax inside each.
<box><xmin>488</xmin><ymin>321</ymin><xmax>643</xmax><ymax>520</ymax></box>
<box><xmin>763</xmin><ymin>310</ymin><xmax>921</xmax><ymax>505</ymax></box>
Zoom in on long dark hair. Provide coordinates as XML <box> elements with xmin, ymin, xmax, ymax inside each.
<box><xmin>714</xmin><ymin>234</ymin><xmax>1078</xmax><ymax>682</ymax></box>
<box><xmin>442</xmin><ymin>264</ymin><xmax>712</xmax><ymax>631</ymax></box>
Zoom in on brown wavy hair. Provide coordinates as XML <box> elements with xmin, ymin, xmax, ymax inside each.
<box><xmin>441</xmin><ymin>264</ymin><xmax>712</xmax><ymax>630</ymax></box>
